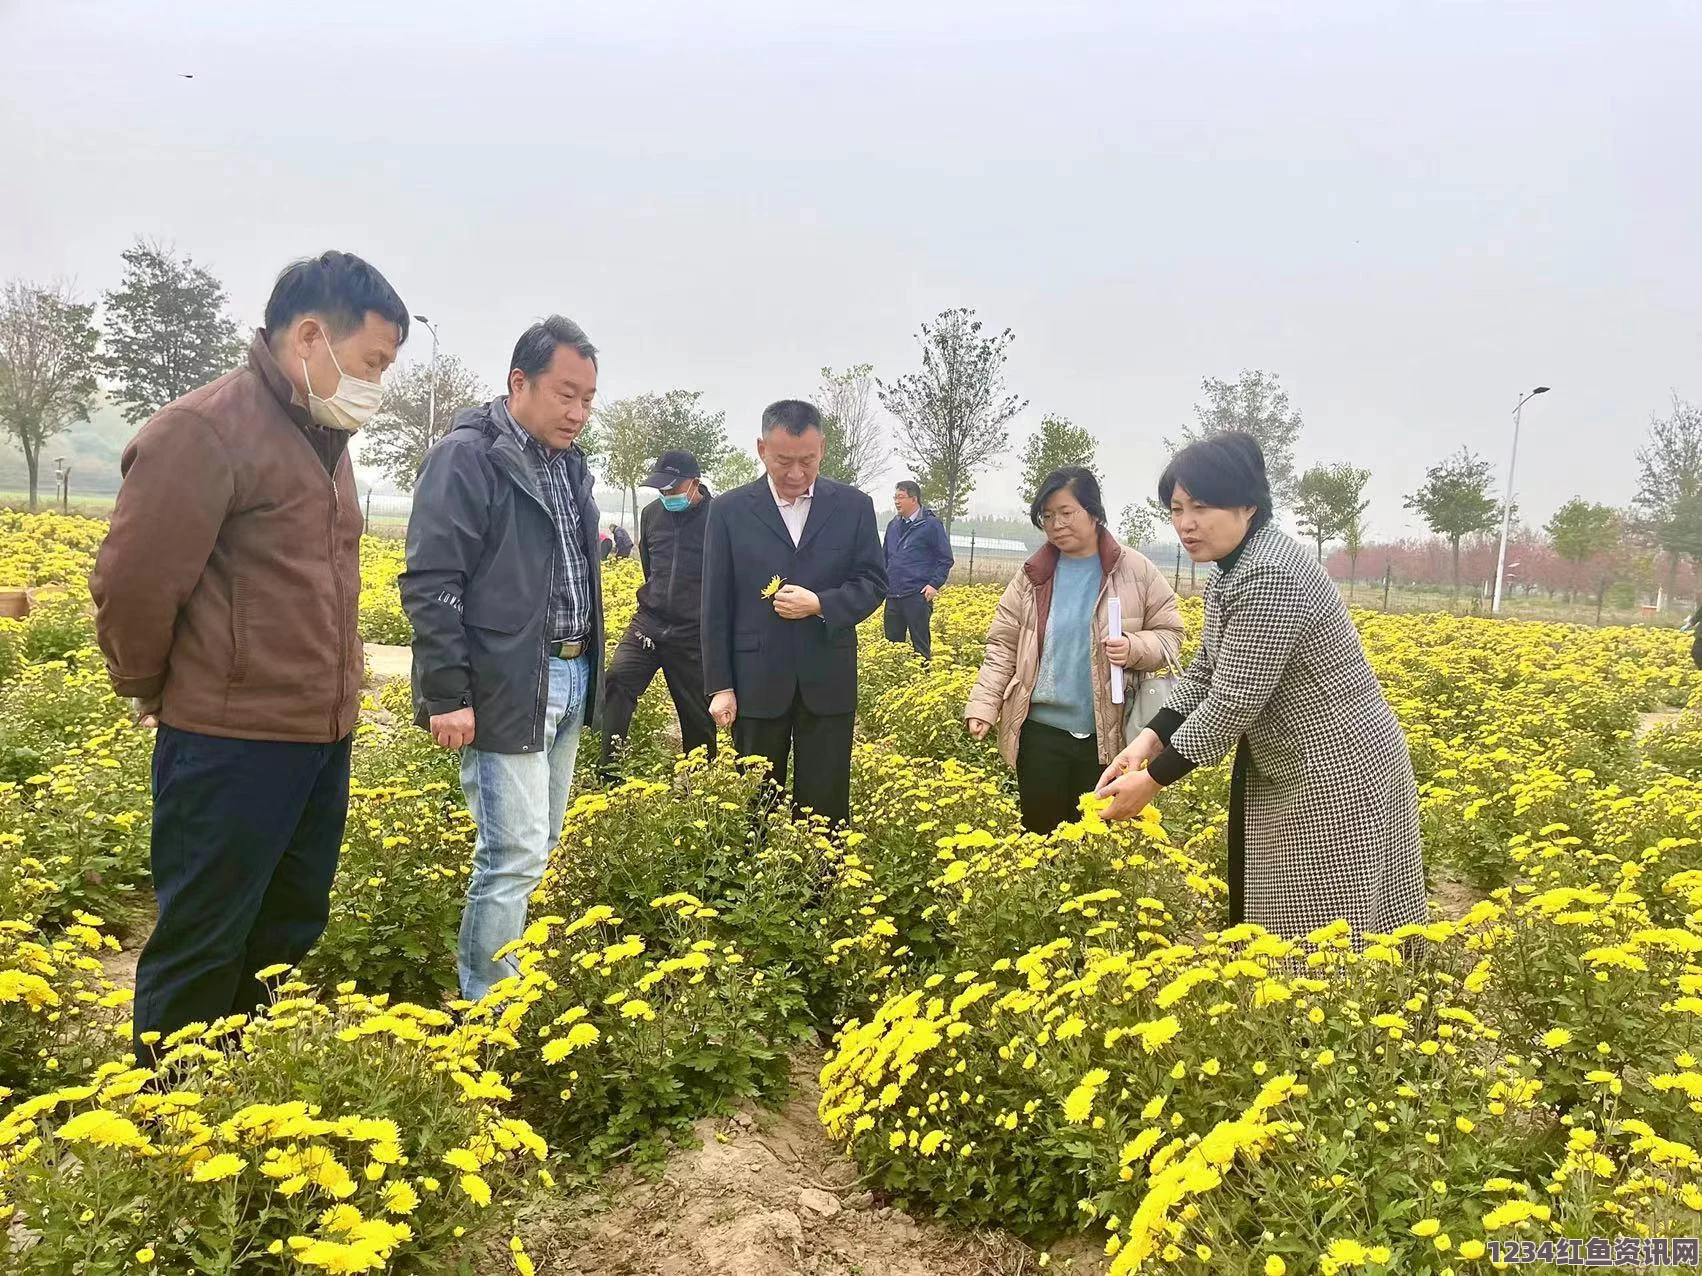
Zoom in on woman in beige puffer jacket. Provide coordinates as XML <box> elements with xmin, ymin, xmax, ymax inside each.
<box><xmin>965</xmin><ymin>468</ymin><xmax>1183</xmax><ymax>834</ymax></box>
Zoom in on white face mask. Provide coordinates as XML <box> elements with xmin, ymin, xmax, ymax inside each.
<box><xmin>302</xmin><ymin>342</ymin><xmax>383</xmax><ymax>432</ymax></box>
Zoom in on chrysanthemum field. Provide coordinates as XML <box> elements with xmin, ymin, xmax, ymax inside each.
<box><xmin>2</xmin><ymin>511</ymin><xmax>1700</xmax><ymax>1275</ymax></box>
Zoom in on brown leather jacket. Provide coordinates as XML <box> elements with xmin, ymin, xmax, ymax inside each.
<box><xmin>965</xmin><ymin>530</ymin><xmax>1184</xmax><ymax>768</ymax></box>
<box><xmin>90</xmin><ymin>335</ymin><xmax>365</xmax><ymax>743</ymax></box>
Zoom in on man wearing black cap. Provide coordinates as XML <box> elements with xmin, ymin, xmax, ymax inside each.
<box><xmin>598</xmin><ymin>449</ymin><xmax>718</xmax><ymax>781</ymax></box>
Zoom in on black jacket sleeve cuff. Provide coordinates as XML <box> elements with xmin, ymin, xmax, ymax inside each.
<box><xmin>1146</xmin><ymin>707</ymin><xmax>1185</xmax><ymax>745</ymax></box>
<box><xmin>1147</xmin><ymin>745</ymin><xmax>1197</xmax><ymax>787</ymax></box>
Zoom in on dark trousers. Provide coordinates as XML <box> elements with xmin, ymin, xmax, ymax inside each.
<box><xmin>883</xmin><ymin>593</ymin><xmax>934</xmax><ymax>660</ymax></box>
<box><xmin>133</xmin><ymin>727</ymin><xmax>351</xmax><ymax>1064</ymax></box>
<box><xmin>1228</xmin><ymin>740</ymin><xmax>1249</xmax><ymax>925</ymax></box>
<box><xmin>733</xmin><ymin>690</ymin><xmax>855</xmax><ymax>827</ymax></box>
<box><xmin>1015</xmin><ymin>719</ymin><xmax>1102</xmax><ymax>835</ymax></box>
<box><xmin>598</xmin><ymin>620</ymin><xmax>718</xmax><ymax>781</ymax></box>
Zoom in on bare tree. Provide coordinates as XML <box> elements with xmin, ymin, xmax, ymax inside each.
<box><xmin>815</xmin><ymin>364</ymin><xmax>887</xmax><ymax>489</ymax></box>
<box><xmin>0</xmin><ymin>281</ymin><xmax>101</xmax><ymax>510</ymax></box>
<box><xmin>878</xmin><ymin>308</ymin><xmax>1026</xmax><ymax>531</ymax></box>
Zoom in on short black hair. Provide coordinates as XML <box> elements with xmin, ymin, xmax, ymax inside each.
<box><xmin>895</xmin><ymin>480</ymin><xmax>922</xmax><ymax>503</ymax></box>
<box><xmin>761</xmin><ymin>400</ymin><xmax>822</xmax><ymax>436</ymax></box>
<box><xmin>511</xmin><ymin>316</ymin><xmax>598</xmax><ymax>381</ymax></box>
<box><xmin>1158</xmin><ymin>432</ymin><xmax>1273</xmax><ymax>522</ymax></box>
<box><xmin>264</xmin><ymin>251</ymin><xmax>409</xmax><ymax>343</ymax></box>
<box><xmin>1030</xmin><ymin>466</ymin><xmax>1107</xmax><ymax>530</ymax></box>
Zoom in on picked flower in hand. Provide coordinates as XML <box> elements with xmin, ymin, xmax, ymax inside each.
<box><xmin>762</xmin><ymin>575</ymin><xmax>785</xmax><ymax>599</ymax></box>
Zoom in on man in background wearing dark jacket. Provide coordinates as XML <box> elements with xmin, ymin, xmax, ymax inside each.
<box><xmin>598</xmin><ymin>449</ymin><xmax>717</xmax><ymax>782</ymax></box>
<box><xmin>882</xmin><ymin>480</ymin><xmax>954</xmax><ymax>661</ymax></box>
<box><xmin>400</xmin><ymin>315</ymin><xmax>604</xmax><ymax>1002</ymax></box>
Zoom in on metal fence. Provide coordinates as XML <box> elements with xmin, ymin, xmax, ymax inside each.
<box><xmin>948</xmin><ymin>532</ymin><xmax>1031</xmax><ymax>585</ymax></box>
<box><xmin>361</xmin><ymin>492</ymin><xmax>415</xmax><ymax>534</ymax></box>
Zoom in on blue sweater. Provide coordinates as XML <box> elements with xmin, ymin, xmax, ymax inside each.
<box><xmin>883</xmin><ymin>509</ymin><xmax>955</xmax><ymax>597</ymax></box>
<box><xmin>1028</xmin><ymin>553</ymin><xmax>1101</xmax><ymax>737</ymax></box>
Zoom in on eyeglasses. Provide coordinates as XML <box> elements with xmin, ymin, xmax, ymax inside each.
<box><xmin>1038</xmin><ymin>508</ymin><xmax>1084</xmax><ymax>526</ymax></box>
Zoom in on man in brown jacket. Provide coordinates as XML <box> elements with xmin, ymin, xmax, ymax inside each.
<box><xmin>90</xmin><ymin>251</ymin><xmax>409</xmax><ymax>1065</ymax></box>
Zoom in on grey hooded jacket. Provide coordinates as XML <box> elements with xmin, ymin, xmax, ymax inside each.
<box><xmin>400</xmin><ymin>400</ymin><xmax>604</xmax><ymax>753</ymax></box>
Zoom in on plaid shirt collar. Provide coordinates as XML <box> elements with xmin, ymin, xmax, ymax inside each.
<box><xmin>495</xmin><ymin>397</ymin><xmax>567</xmax><ymax>462</ymax></box>
<box><xmin>493</xmin><ymin>397</ymin><xmax>592</xmax><ymax>644</ymax></box>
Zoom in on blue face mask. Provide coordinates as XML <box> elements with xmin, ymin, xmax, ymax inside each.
<box><xmin>660</xmin><ymin>492</ymin><xmax>692</xmax><ymax>513</ymax></box>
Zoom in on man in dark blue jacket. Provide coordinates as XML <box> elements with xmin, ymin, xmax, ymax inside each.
<box><xmin>882</xmin><ymin>480</ymin><xmax>954</xmax><ymax>661</ymax></box>
<box><xmin>400</xmin><ymin>315</ymin><xmax>604</xmax><ymax>1002</ymax></box>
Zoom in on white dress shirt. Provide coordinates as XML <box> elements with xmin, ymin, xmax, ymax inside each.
<box><xmin>769</xmin><ymin>475</ymin><xmax>815</xmax><ymax>546</ymax></box>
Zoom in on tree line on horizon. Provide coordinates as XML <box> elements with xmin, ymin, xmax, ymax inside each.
<box><xmin>0</xmin><ymin>242</ymin><xmax>1692</xmax><ymax>611</ymax></box>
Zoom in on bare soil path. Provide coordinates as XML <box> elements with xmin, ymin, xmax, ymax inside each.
<box><xmin>1639</xmin><ymin>708</ymin><xmax>1683</xmax><ymax>740</ymax></box>
<box><xmin>364</xmin><ymin>643</ymin><xmax>412</xmax><ymax>683</ymax></box>
<box><xmin>512</xmin><ymin>1056</ymin><xmax>1073</xmax><ymax>1276</ymax></box>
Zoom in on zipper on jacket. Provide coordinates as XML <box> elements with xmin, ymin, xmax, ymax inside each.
<box><xmin>273</xmin><ymin>409</ymin><xmax>354</xmax><ymax>742</ymax></box>
<box><xmin>496</xmin><ymin>438</ymin><xmax>556</xmax><ymax>754</ymax></box>
<box><xmin>331</xmin><ymin>475</ymin><xmax>348</xmax><ymax>741</ymax></box>
<box><xmin>663</xmin><ymin>513</ymin><xmax>678</xmax><ymax>632</ymax></box>
<box><xmin>1093</xmin><ymin>572</ymin><xmax>1111</xmax><ymax>743</ymax></box>
<box><xmin>518</xmin><ymin>485</ymin><xmax>552</xmax><ymax>754</ymax></box>
<box><xmin>533</xmin><ymin>532</ymin><xmax>553</xmax><ymax>753</ymax></box>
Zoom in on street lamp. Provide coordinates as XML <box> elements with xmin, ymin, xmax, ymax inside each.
<box><xmin>413</xmin><ymin>314</ymin><xmax>441</xmax><ymax>441</ymax></box>
<box><xmin>1491</xmin><ymin>385</ymin><xmax>1550</xmax><ymax>616</ymax></box>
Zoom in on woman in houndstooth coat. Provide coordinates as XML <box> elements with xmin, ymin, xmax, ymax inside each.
<box><xmin>1094</xmin><ymin>433</ymin><xmax>1427</xmax><ymax>940</ymax></box>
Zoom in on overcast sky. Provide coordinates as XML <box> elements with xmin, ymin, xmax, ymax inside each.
<box><xmin>4</xmin><ymin>0</ymin><xmax>1698</xmax><ymax>533</ymax></box>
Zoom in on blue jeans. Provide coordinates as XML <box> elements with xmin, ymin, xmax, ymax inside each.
<box><xmin>458</xmin><ymin>655</ymin><xmax>589</xmax><ymax>1001</ymax></box>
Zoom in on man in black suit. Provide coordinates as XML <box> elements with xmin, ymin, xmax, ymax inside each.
<box><xmin>702</xmin><ymin>400</ymin><xmax>886</xmax><ymax>826</ymax></box>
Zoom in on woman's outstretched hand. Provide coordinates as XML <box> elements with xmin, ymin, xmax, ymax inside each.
<box><xmin>1095</xmin><ymin>727</ymin><xmax>1162</xmax><ymax>792</ymax></box>
<box><xmin>1095</xmin><ymin>766</ymin><xmax>1161</xmax><ymax>822</ymax></box>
